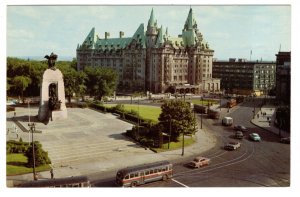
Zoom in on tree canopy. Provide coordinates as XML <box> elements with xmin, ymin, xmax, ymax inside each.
<box><xmin>158</xmin><ymin>100</ymin><xmax>197</xmax><ymax>141</ymax></box>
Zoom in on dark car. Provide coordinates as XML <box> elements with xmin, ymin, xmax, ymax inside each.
<box><xmin>280</xmin><ymin>137</ymin><xmax>290</xmax><ymax>144</ymax></box>
<box><xmin>233</xmin><ymin>125</ymin><xmax>247</xmax><ymax>132</ymax></box>
<box><xmin>235</xmin><ymin>131</ymin><xmax>244</xmax><ymax>139</ymax></box>
<box><xmin>224</xmin><ymin>142</ymin><xmax>241</xmax><ymax>150</ymax></box>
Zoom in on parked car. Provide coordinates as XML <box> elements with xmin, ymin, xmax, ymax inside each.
<box><xmin>233</xmin><ymin>125</ymin><xmax>247</xmax><ymax>132</ymax></box>
<box><xmin>235</xmin><ymin>131</ymin><xmax>244</xmax><ymax>139</ymax></box>
<box><xmin>187</xmin><ymin>156</ymin><xmax>210</xmax><ymax>168</ymax></box>
<box><xmin>280</xmin><ymin>137</ymin><xmax>290</xmax><ymax>144</ymax></box>
<box><xmin>222</xmin><ymin>117</ymin><xmax>233</xmax><ymax>126</ymax></box>
<box><xmin>224</xmin><ymin>142</ymin><xmax>241</xmax><ymax>150</ymax></box>
<box><xmin>249</xmin><ymin>133</ymin><xmax>261</xmax><ymax>141</ymax></box>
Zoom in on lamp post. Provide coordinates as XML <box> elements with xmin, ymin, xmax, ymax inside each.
<box><xmin>201</xmin><ymin>97</ymin><xmax>203</xmax><ymax>129</ymax></box>
<box><xmin>28</xmin><ymin>122</ymin><xmax>37</xmax><ymax>181</ymax></box>
<box><xmin>167</xmin><ymin>115</ymin><xmax>172</xmax><ymax>149</ymax></box>
<box><xmin>182</xmin><ymin>128</ymin><xmax>185</xmax><ymax>156</ymax></box>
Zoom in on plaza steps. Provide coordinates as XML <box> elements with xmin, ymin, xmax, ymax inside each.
<box><xmin>42</xmin><ymin>136</ymin><xmax>144</xmax><ymax>167</ymax></box>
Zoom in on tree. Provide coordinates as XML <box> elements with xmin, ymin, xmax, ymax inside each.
<box><xmin>12</xmin><ymin>76</ymin><xmax>32</xmax><ymax>103</ymax></box>
<box><xmin>25</xmin><ymin>141</ymin><xmax>51</xmax><ymax>167</ymax></box>
<box><xmin>158</xmin><ymin>100</ymin><xmax>197</xmax><ymax>141</ymax></box>
<box><xmin>84</xmin><ymin>67</ymin><xmax>118</xmax><ymax>100</ymax></box>
<box><xmin>57</xmin><ymin>61</ymin><xmax>87</xmax><ymax>103</ymax></box>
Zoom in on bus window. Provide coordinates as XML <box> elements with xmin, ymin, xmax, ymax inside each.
<box><xmin>124</xmin><ymin>175</ymin><xmax>129</xmax><ymax>179</ymax></box>
<box><xmin>154</xmin><ymin>169</ymin><xmax>158</xmax><ymax>173</ymax></box>
<box><xmin>130</xmin><ymin>174</ymin><xmax>134</xmax><ymax>178</ymax></box>
<box><xmin>150</xmin><ymin>170</ymin><xmax>154</xmax><ymax>174</ymax></box>
<box><xmin>135</xmin><ymin>172</ymin><xmax>139</xmax><ymax>177</ymax></box>
<box><xmin>145</xmin><ymin>171</ymin><xmax>149</xmax><ymax>175</ymax></box>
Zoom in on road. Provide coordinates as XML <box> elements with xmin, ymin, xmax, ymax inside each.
<box><xmin>90</xmin><ymin>99</ymin><xmax>290</xmax><ymax>187</ymax></box>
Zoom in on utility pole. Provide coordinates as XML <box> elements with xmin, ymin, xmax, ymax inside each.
<box><xmin>168</xmin><ymin>115</ymin><xmax>172</xmax><ymax>149</ymax></box>
<box><xmin>201</xmin><ymin>97</ymin><xmax>203</xmax><ymax>129</ymax></box>
<box><xmin>28</xmin><ymin>122</ymin><xmax>37</xmax><ymax>181</ymax></box>
<box><xmin>181</xmin><ymin>127</ymin><xmax>185</xmax><ymax>156</ymax></box>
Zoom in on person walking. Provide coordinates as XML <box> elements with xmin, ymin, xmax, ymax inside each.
<box><xmin>50</xmin><ymin>168</ymin><xmax>54</xmax><ymax>179</ymax></box>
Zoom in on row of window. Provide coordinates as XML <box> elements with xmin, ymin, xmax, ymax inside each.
<box><xmin>124</xmin><ymin>166</ymin><xmax>169</xmax><ymax>180</ymax></box>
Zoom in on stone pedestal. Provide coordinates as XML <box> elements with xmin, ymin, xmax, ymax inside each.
<box><xmin>38</xmin><ymin>69</ymin><xmax>67</xmax><ymax>121</ymax></box>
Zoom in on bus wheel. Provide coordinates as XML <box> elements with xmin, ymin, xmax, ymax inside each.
<box><xmin>162</xmin><ymin>175</ymin><xmax>168</xmax><ymax>181</ymax></box>
<box><xmin>131</xmin><ymin>182</ymin><xmax>138</xmax><ymax>187</ymax></box>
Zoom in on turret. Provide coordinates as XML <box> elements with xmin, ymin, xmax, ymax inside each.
<box><xmin>146</xmin><ymin>8</ymin><xmax>158</xmax><ymax>48</ymax></box>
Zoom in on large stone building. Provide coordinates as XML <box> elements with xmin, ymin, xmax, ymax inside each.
<box><xmin>77</xmin><ymin>8</ymin><xmax>220</xmax><ymax>94</ymax></box>
<box><xmin>275</xmin><ymin>51</ymin><xmax>291</xmax><ymax>104</ymax></box>
<box><xmin>213</xmin><ymin>58</ymin><xmax>276</xmax><ymax>96</ymax></box>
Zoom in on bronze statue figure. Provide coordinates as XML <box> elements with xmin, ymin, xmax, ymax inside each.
<box><xmin>44</xmin><ymin>52</ymin><xmax>58</xmax><ymax>70</ymax></box>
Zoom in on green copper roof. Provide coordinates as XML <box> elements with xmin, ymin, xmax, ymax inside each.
<box><xmin>155</xmin><ymin>26</ymin><xmax>164</xmax><ymax>47</ymax></box>
<box><xmin>95</xmin><ymin>37</ymin><xmax>132</xmax><ymax>50</ymax></box>
<box><xmin>81</xmin><ymin>27</ymin><xmax>97</xmax><ymax>49</ymax></box>
<box><xmin>148</xmin><ymin>8</ymin><xmax>156</xmax><ymax>27</ymax></box>
<box><xmin>132</xmin><ymin>23</ymin><xmax>146</xmax><ymax>48</ymax></box>
<box><xmin>184</xmin><ymin>8</ymin><xmax>198</xmax><ymax>30</ymax></box>
<box><xmin>79</xmin><ymin>24</ymin><xmax>146</xmax><ymax>51</ymax></box>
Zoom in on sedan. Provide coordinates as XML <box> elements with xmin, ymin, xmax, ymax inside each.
<box><xmin>249</xmin><ymin>133</ymin><xmax>261</xmax><ymax>141</ymax></box>
<box><xmin>280</xmin><ymin>137</ymin><xmax>290</xmax><ymax>144</ymax></box>
<box><xmin>233</xmin><ymin>125</ymin><xmax>247</xmax><ymax>132</ymax></box>
<box><xmin>235</xmin><ymin>131</ymin><xmax>244</xmax><ymax>139</ymax></box>
<box><xmin>187</xmin><ymin>156</ymin><xmax>210</xmax><ymax>168</ymax></box>
<box><xmin>224</xmin><ymin>142</ymin><xmax>241</xmax><ymax>150</ymax></box>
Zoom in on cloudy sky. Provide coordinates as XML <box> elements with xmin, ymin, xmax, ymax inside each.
<box><xmin>6</xmin><ymin>4</ymin><xmax>291</xmax><ymax>61</ymax></box>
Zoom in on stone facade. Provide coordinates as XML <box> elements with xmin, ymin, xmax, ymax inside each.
<box><xmin>77</xmin><ymin>8</ymin><xmax>220</xmax><ymax>94</ymax></box>
<box><xmin>38</xmin><ymin>69</ymin><xmax>67</xmax><ymax>121</ymax></box>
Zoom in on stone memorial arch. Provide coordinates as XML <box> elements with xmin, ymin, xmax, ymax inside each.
<box><xmin>38</xmin><ymin>52</ymin><xmax>67</xmax><ymax>122</ymax></box>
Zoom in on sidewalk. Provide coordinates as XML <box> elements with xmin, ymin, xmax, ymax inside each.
<box><xmin>250</xmin><ymin>105</ymin><xmax>289</xmax><ymax>138</ymax></box>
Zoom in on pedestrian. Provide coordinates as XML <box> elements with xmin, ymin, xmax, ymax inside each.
<box><xmin>7</xmin><ymin>128</ymin><xmax>9</xmax><ymax>135</ymax></box>
<box><xmin>257</xmin><ymin>114</ymin><xmax>259</xmax><ymax>118</ymax></box>
<box><xmin>14</xmin><ymin>111</ymin><xmax>16</xmax><ymax>117</ymax></box>
<box><xmin>50</xmin><ymin>168</ymin><xmax>54</xmax><ymax>179</ymax></box>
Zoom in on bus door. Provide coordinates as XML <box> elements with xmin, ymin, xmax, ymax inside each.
<box><xmin>140</xmin><ymin>171</ymin><xmax>145</xmax><ymax>184</ymax></box>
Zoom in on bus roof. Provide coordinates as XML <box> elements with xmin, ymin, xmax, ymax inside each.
<box><xmin>117</xmin><ymin>161</ymin><xmax>171</xmax><ymax>174</ymax></box>
<box><xmin>18</xmin><ymin>176</ymin><xmax>89</xmax><ymax>187</ymax></box>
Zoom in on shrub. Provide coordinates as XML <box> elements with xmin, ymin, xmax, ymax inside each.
<box><xmin>25</xmin><ymin>141</ymin><xmax>51</xmax><ymax>167</ymax></box>
<box><xmin>6</xmin><ymin>140</ymin><xmax>30</xmax><ymax>154</ymax></box>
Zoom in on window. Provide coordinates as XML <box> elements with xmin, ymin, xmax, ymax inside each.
<box><xmin>145</xmin><ymin>171</ymin><xmax>149</xmax><ymax>175</ymax></box>
<box><xmin>125</xmin><ymin>175</ymin><xmax>129</xmax><ymax>179</ymax></box>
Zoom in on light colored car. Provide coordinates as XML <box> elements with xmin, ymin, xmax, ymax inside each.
<box><xmin>249</xmin><ymin>133</ymin><xmax>261</xmax><ymax>141</ymax></box>
<box><xmin>235</xmin><ymin>131</ymin><xmax>244</xmax><ymax>139</ymax></box>
<box><xmin>187</xmin><ymin>156</ymin><xmax>210</xmax><ymax>168</ymax></box>
<box><xmin>222</xmin><ymin>117</ymin><xmax>233</xmax><ymax>126</ymax></box>
<box><xmin>233</xmin><ymin>125</ymin><xmax>247</xmax><ymax>132</ymax></box>
<box><xmin>224</xmin><ymin>142</ymin><xmax>241</xmax><ymax>150</ymax></box>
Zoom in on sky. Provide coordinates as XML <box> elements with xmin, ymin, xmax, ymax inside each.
<box><xmin>6</xmin><ymin>4</ymin><xmax>291</xmax><ymax>61</ymax></box>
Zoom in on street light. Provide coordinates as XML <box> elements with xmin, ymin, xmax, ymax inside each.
<box><xmin>28</xmin><ymin>122</ymin><xmax>37</xmax><ymax>181</ymax></box>
<box><xmin>201</xmin><ymin>97</ymin><xmax>203</xmax><ymax>129</ymax></box>
<box><xmin>167</xmin><ymin>115</ymin><xmax>172</xmax><ymax>149</ymax></box>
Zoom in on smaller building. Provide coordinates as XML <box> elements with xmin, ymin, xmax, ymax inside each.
<box><xmin>275</xmin><ymin>51</ymin><xmax>291</xmax><ymax>104</ymax></box>
<box><xmin>213</xmin><ymin>58</ymin><xmax>276</xmax><ymax>96</ymax></box>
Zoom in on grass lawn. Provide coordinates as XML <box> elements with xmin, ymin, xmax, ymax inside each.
<box><xmin>190</xmin><ymin>99</ymin><xmax>219</xmax><ymax>106</ymax></box>
<box><xmin>7</xmin><ymin>153</ymin><xmax>51</xmax><ymax>176</ymax></box>
<box><xmin>104</xmin><ymin>104</ymin><xmax>161</xmax><ymax>122</ymax></box>
<box><xmin>153</xmin><ymin>135</ymin><xmax>195</xmax><ymax>153</ymax></box>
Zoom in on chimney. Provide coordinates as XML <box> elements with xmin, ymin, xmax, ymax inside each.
<box><xmin>119</xmin><ymin>31</ymin><xmax>124</xmax><ymax>38</ymax></box>
<box><xmin>105</xmin><ymin>32</ymin><xmax>110</xmax><ymax>39</ymax></box>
